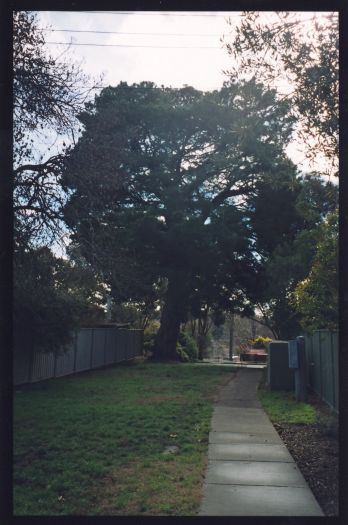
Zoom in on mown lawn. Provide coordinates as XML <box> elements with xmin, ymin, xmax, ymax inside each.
<box><xmin>14</xmin><ymin>360</ymin><xmax>236</xmax><ymax>516</ymax></box>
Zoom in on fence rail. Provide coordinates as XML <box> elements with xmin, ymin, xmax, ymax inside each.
<box><xmin>14</xmin><ymin>327</ymin><xmax>144</xmax><ymax>386</ymax></box>
<box><xmin>304</xmin><ymin>329</ymin><xmax>338</xmax><ymax>413</ymax></box>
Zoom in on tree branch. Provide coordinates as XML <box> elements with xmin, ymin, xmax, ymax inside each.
<box><xmin>201</xmin><ymin>184</ymin><xmax>255</xmax><ymax>222</ymax></box>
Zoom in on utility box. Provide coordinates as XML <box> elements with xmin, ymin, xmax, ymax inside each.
<box><xmin>288</xmin><ymin>340</ymin><xmax>299</xmax><ymax>369</ymax></box>
<box><xmin>267</xmin><ymin>341</ymin><xmax>295</xmax><ymax>391</ymax></box>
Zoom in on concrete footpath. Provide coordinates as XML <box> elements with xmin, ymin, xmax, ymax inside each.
<box><xmin>199</xmin><ymin>367</ymin><xmax>324</xmax><ymax>516</ymax></box>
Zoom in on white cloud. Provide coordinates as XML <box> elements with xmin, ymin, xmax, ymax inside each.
<box><xmin>36</xmin><ymin>11</ymin><xmax>235</xmax><ymax>91</ymax></box>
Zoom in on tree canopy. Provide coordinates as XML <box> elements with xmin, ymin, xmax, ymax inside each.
<box><xmin>62</xmin><ymin>80</ymin><xmax>297</xmax><ymax>359</ymax></box>
<box><xmin>244</xmin><ymin>173</ymin><xmax>338</xmax><ymax>339</ymax></box>
<box><xmin>13</xmin><ymin>10</ymin><xmax>99</xmax><ymax>245</ymax></box>
<box><xmin>290</xmin><ymin>210</ymin><xmax>338</xmax><ymax>332</ymax></box>
<box><xmin>222</xmin><ymin>11</ymin><xmax>338</xmax><ymax>176</ymax></box>
<box><xmin>14</xmin><ymin>245</ymin><xmax>105</xmax><ymax>354</ymax></box>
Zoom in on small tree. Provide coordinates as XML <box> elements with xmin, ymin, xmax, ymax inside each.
<box><xmin>14</xmin><ymin>246</ymin><xmax>105</xmax><ymax>354</ymax></box>
<box><xmin>246</xmin><ymin>175</ymin><xmax>338</xmax><ymax>339</ymax></box>
<box><xmin>290</xmin><ymin>211</ymin><xmax>338</xmax><ymax>332</ymax></box>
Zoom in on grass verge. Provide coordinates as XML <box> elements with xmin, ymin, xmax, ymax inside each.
<box><xmin>14</xmin><ymin>361</ymin><xmax>236</xmax><ymax>515</ymax></box>
<box><xmin>257</xmin><ymin>371</ymin><xmax>317</xmax><ymax>424</ymax></box>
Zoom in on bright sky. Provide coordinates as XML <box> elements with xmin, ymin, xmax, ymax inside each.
<box><xmin>37</xmin><ymin>10</ymin><xmax>235</xmax><ymax>91</ymax></box>
<box><xmin>35</xmin><ymin>10</ymin><xmax>336</xmax><ymax>175</ymax></box>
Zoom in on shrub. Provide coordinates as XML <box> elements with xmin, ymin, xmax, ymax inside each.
<box><xmin>143</xmin><ymin>329</ymin><xmax>157</xmax><ymax>354</ymax></box>
<box><xmin>249</xmin><ymin>336</ymin><xmax>272</xmax><ymax>349</ymax></box>
<box><xmin>176</xmin><ymin>332</ymin><xmax>198</xmax><ymax>362</ymax></box>
<box><xmin>176</xmin><ymin>343</ymin><xmax>190</xmax><ymax>362</ymax></box>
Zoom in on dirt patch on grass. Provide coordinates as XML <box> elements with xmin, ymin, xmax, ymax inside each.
<box><xmin>137</xmin><ymin>395</ymin><xmax>185</xmax><ymax>405</ymax></box>
<box><xmin>87</xmin><ymin>458</ymin><xmax>206</xmax><ymax>515</ymax></box>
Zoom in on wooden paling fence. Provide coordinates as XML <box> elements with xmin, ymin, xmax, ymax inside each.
<box><xmin>13</xmin><ymin>327</ymin><xmax>143</xmax><ymax>386</ymax></box>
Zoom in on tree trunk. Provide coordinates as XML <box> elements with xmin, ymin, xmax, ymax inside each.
<box><xmin>229</xmin><ymin>313</ymin><xmax>234</xmax><ymax>361</ymax></box>
<box><xmin>155</xmin><ymin>275</ymin><xmax>189</xmax><ymax>360</ymax></box>
<box><xmin>197</xmin><ymin>306</ymin><xmax>212</xmax><ymax>360</ymax></box>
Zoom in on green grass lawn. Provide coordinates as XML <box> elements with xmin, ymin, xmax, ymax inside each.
<box><xmin>14</xmin><ymin>360</ymin><xmax>235</xmax><ymax>516</ymax></box>
<box><xmin>258</xmin><ymin>372</ymin><xmax>317</xmax><ymax>424</ymax></box>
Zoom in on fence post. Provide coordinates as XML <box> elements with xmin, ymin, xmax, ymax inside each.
<box><xmin>53</xmin><ymin>346</ymin><xmax>58</xmax><ymax>378</ymax></box>
<box><xmin>319</xmin><ymin>331</ymin><xmax>323</xmax><ymax>399</ymax></box>
<box><xmin>103</xmin><ymin>329</ymin><xmax>107</xmax><ymax>366</ymax></box>
<box><xmin>330</xmin><ymin>331</ymin><xmax>336</xmax><ymax>409</ymax></box>
<box><xmin>28</xmin><ymin>343</ymin><xmax>35</xmax><ymax>384</ymax></box>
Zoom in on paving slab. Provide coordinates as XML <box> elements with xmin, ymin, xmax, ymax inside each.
<box><xmin>205</xmin><ymin>460</ymin><xmax>307</xmax><ymax>487</ymax></box>
<box><xmin>213</xmin><ymin>406</ymin><xmax>268</xmax><ymax>417</ymax></box>
<box><xmin>199</xmin><ymin>484</ymin><xmax>323</xmax><ymax>516</ymax></box>
<box><xmin>209</xmin><ymin>431</ymin><xmax>283</xmax><ymax>445</ymax></box>
<box><xmin>210</xmin><ymin>417</ymin><xmax>277</xmax><ymax>434</ymax></box>
<box><xmin>208</xmin><ymin>443</ymin><xmax>293</xmax><ymax>462</ymax></box>
<box><xmin>211</xmin><ymin>407</ymin><xmax>277</xmax><ymax>434</ymax></box>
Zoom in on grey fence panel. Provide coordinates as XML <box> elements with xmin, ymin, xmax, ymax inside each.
<box><xmin>91</xmin><ymin>329</ymin><xmax>106</xmax><ymax>369</ymax></box>
<box><xmin>128</xmin><ymin>330</ymin><xmax>135</xmax><ymax>358</ymax></box>
<box><xmin>319</xmin><ymin>331</ymin><xmax>334</xmax><ymax>409</ymax></box>
<box><xmin>135</xmin><ymin>329</ymin><xmax>143</xmax><ymax>357</ymax></box>
<box><xmin>55</xmin><ymin>343</ymin><xmax>75</xmax><ymax>378</ymax></box>
<box><xmin>31</xmin><ymin>351</ymin><xmax>55</xmax><ymax>382</ymax></box>
<box><xmin>13</xmin><ymin>347</ymin><xmax>31</xmax><ymax>386</ymax></box>
<box><xmin>305</xmin><ymin>329</ymin><xmax>338</xmax><ymax>413</ymax></box>
<box><xmin>332</xmin><ymin>331</ymin><xmax>339</xmax><ymax>411</ymax></box>
<box><xmin>75</xmin><ymin>328</ymin><xmax>93</xmax><ymax>372</ymax></box>
<box><xmin>14</xmin><ymin>327</ymin><xmax>143</xmax><ymax>386</ymax></box>
<box><xmin>105</xmin><ymin>329</ymin><xmax>117</xmax><ymax>365</ymax></box>
<box><xmin>116</xmin><ymin>329</ymin><xmax>127</xmax><ymax>362</ymax></box>
<box><xmin>134</xmin><ymin>330</ymin><xmax>141</xmax><ymax>357</ymax></box>
<box><xmin>126</xmin><ymin>330</ymin><xmax>132</xmax><ymax>359</ymax></box>
<box><xmin>304</xmin><ymin>334</ymin><xmax>313</xmax><ymax>387</ymax></box>
<box><xmin>312</xmin><ymin>330</ymin><xmax>322</xmax><ymax>396</ymax></box>
<box><xmin>125</xmin><ymin>329</ymin><xmax>131</xmax><ymax>359</ymax></box>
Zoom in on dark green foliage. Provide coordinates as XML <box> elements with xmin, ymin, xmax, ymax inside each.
<box><xmin>246</xmin><ymin>175</ymin><xmax>338</xmax><ymax>339</ymax></box>
<box><xmin>290</xmin><ymin>211</ymin><xmax>338</xmax><ymax>332</ymax></box>
<box><xmin>177</xmin><ymin>332</ymin><xmax>199</xmax><ymax>362</ymax></box>
<box><xmin>143</xmin><ymin>330</ymin><xmax>157</xmax><ymax>354</ymax></box>
<box><xmin>14</xmin><ymin>246</ymin><xmax>105</xmax><ymax>353</ymax></box>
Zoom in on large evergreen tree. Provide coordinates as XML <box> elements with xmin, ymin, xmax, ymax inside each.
<box><xmin>63</xmin><ymin>80</ymin><xmax>295</xmax><ymax>359</ymax></box>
